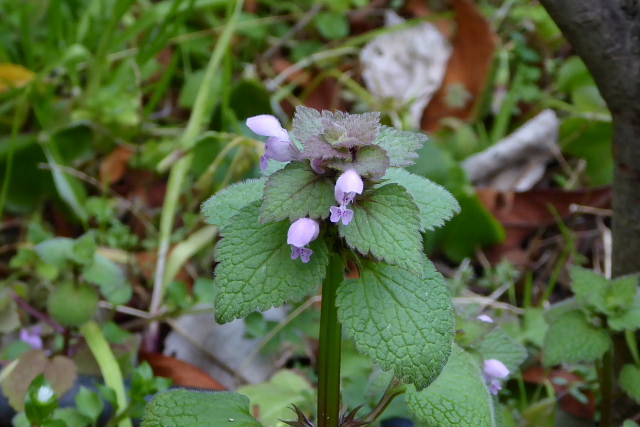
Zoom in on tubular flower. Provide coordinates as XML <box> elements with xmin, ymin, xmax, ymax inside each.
<box><xmin>287</xmin><ymin>218</ymin><xmax>320</xmax><ymax>263</ymax></box>
<box><xmin>20</xmin><ymin>326</ymin><xmax>43</xmax><ymax>349</ymax></box>
<box><xmin>483</xmin><ymin>359</ymin><xmax>509</xmax><ymax>395</ymax></box>
<box><xmin>330</xmin><ymin>169</ymin><xmax>363</xmax><ymax>225</ymax></box>
<box><xmin>246</xmin><ymin>114</ymin><xmax>299</xmax><ymax>170</ymax></box>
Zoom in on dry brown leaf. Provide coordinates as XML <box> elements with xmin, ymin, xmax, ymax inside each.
<box><xmin>0</xmin><ymin>350</ymin><xmax>77</xmax><ymax>411</ymax></box>
<box><xmin>0</xmin><ymin>63</ymin><xmax>35</xmax><ymax>92</ymax></box>
<box><xmin>478</xmin><ymin>187</ymin><xmax>611</xmax><ymax>264</ymax></box>
<box><xmin>140</xmin><ymin>351</ymin><xmax>226</xmax><ymax>390</ymax></box>
<box><xmin>100</xmin><ymin>146</ymin><xmax>134</xmax><ymax>186</ymax></box>
<box><xmin>421</xmin><ymin>0</ymin><xmax>497</xmax><ymax>131</ymax></box>
<box><xmin>271</xmin><ymin>57</ymin><xmax>311</xmax><ymax>86</ymax></box>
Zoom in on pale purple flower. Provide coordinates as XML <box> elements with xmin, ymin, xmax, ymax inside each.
<box><xmin>330</xmin><ymin>170</ymin><xmax>363</xmax><ymax>225</ymax></box>
<box><xmin>483</xmin><ymin>359</ymin><xmax>509</xmax><ymax>395</ymax></box>
<box><xmin>477</xmin><ymin>314</ymin><xmax>494</xmax><ymax>323</ymax></box>
<box><xmin>246</xmin><ymin>115</ymin><xmax>299</xmax><ymax>170</ymax></box>
<box><xmin>287</xmin><ymin>218</ymin><xmax>320</xmax><ymax>263</ymax></box>
<box><xmin>20</xmin><ymin>325</ymin><xmax>43</xmax><ymax>349</ymax></box>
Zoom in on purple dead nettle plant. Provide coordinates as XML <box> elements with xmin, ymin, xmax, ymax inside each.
<box><xmin>197</xmin><ymin>107</ymin><xmax>508</xmax><ymax>427</ymax></box>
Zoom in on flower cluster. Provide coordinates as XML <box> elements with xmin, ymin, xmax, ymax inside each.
<box><xmin>246</xmin><ymin>109</ymin><xmax>383</xmax><ymax>263</ymax></box>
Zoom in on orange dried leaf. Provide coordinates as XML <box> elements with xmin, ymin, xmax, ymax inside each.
<box><xmin>140</xmin><ymin>352</ymin><xmax>226</xmax><ymax>390</ymax></box>
<box><xmin>0</xmin><ymin>63</ymin><xmax>35</xmax><ymax>92</ymax></box>
<box><xmin>100</xmin><ymin>146</ymin><xmax>133</xmax><ymax>186</ymax></box>
<box><xmin>421</xmin><ymin>0</ymin><xmax>497</xmax><ymax>131</ymax></box>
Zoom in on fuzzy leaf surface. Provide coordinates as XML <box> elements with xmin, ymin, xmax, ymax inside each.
<box><xmin>476</xmin><ymin>328</ymin><xmax>528</xmax><ymax>373</ymax></box>
<box><xmin>201</xmin><ymin>179</ymin><xmax>266</xmax><ymax>227</ymax></box>
<box><xmin>382</xmin><ymin>168</ymin><xmax>460</xmax><ymax>231</ymax></box>
<box><xmin>571</xmin><ymin>266</ymin><xmax>639</xmax><ymax>315</ymax></box>
<box><xmin>300</xmin><ymin>135</ymin><xmax>349</xmax><ymax>160</ymax></box>
<box><xmin>606</xmin><ymin>275</ymin><xmax>640</xmax><ymax>313</ymax></box>
<box><xmin>609</xmin><ymin>291</ymin><xmax>640</xmax><ymax>331</ymax></box>
<box><xmin>84</xmin><ymin>255</ymin><xmax>132</xmax><ymax>305</ymax></box>
<box><xmin>569</xmin><ymin>266</ymin><xmax>611</xmax><ymax>314</ymax></box>
<box><xmin>260</xmin><ymin>162</ymin><xmax>335</xmax><ymax>222</ymax></box>
<box><xmin>320</xmin><ymin>110</ymin><xmax>380</xmax><ymax>147</ymax></box>
<box><xmin>620</xmin><ymin>364</ymin><xmax>640</xmax><ymax>403</ymax></box>
<box><xmin>141</xmin><ymin>390</ymin><xmax>261</xmax><ymax>427</ymax></box>
<box><xmin>328</xmin><ymin>145</ymin><xmax>390</xmax><ymax>180</ymax></box>
<box><xmin>407</xmin><ymin>345</ymin><xmax>495</xmax><ymax>427</ymax></box>
<box><xmin>339</xmin><ymin>184</ymin><xmax>424</xmax><ymax>275</ymax></box>
<box><xmin>292</xmin><ymin>106</ymin><xmax>324</xmax><ymax>144</ymax></box>
<box><xmin>542</xmin><ymin>310</ymin><xmax>611</xmax><ymax>366</ymax></box>
<box><xmin>337</xmin><ymin>261</ymin><xmax>454</xmax><ymax>389</ymax></box>
<box><xmin>214</xmin><ymin>201</ymin><xmax>328</xmax><ymax>323</ymax></box>
<box><xmin>238</xmin><ymin>370</ymin><xmax>315</xmax><ymax>427</ymax></box>
<box><xmin>375</xmin><ymin>126</ymin><xmax>426</xmax><ymax>166</ymax></box>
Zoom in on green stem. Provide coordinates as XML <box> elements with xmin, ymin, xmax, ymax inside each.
<box><xmin>80</xmin><ymin>321</ymin><xmax>131</xmax><ymax>427</ymax></box>
<box><xmin>317</xmin><ymin>254</ymin><xmax>344</xmax><ymax>427</ymax></box>
<box><xmin>146</xmin><ymin>0</ymin><xmax>243</xmax><ymax>350</ymax></box>
<box><xmin>362</xmin><ymin>378</ymin><xmax>406</xmax><ymax>424</ymax></box>
<box><xmin>598</xmin><ymin>348</ymin><xmax>614</xmax><ymax>427</ymax></box>
<box><xmin>0</xmin><ymin>93</ymin><xmax>28</xmax><ymax>220</ymax></box>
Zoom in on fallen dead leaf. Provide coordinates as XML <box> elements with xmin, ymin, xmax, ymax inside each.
<box><xmin>478</xmin><ymin>187</ymin><xmax>611</xmax><ymax>265</ymax></box>
<box><xmin>100</xmin><ymin>146</ymin><xmax>133</xmax><ymax>186</ymax></box>
<box><xmin>0</xmin><ymin>350</ymin><xmax>77</xmax><ymax>411</ymax></box>
<box><xmin>140</xmin><ymin>351</ymin><xmax>226</xmax><ymax>390</ymax></box>
<box><xmin>421</xmin><ymin>0</ymin><xmax>497</xmax><ymax>131</ymax></box>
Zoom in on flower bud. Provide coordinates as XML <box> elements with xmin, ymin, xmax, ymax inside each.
<box><xmin>483</xmin><ymin>359</ymin><xmax>509</xmax><ymax>395</ymax></box>
<box><xmin>246</xmin><ymin>114</ymin><xmax>299</xmax><ymax>170</ymax></box>
<box><xmin>246</xmin><ymin>115</ymin><xmax>289</xmax><ymax>140</ymax></box>
<box><xmin>334</xmin><ymin>169</ymin><xmax>363</xmax><ymax>204</ymax></box>
<box><xmin>287</xmin><ymin>218</ymin><xmax>320</xmax><ymax>263</ymax></box>
<box><xmin>484</xmin><ymin>359</ymin><xmax>509</xmax><ymax>379</ymax></box>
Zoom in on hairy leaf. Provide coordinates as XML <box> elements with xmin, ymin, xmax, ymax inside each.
<box><xmin>238</xmin><ymin>370</ymin><xmax>314</xmax><ymax>427</ymax></box>
<box><xmin>300</xmin><ymin>134</ymin><xmax>350</xmax><ymax>160</ymax></box>
<box><xmin>571</xmin><ymin>266</ymin><xmax>639</xmax><ymax>316</ymax></box>
<box><xmin>339</xmin><ymin>184</ymin><xmax>424</xmax><ymax>275</ymax></box>
<box><xmin>337</xmin><ymin>261</ymin><xmax>454</xmax><ymax>389</ymax></box>
<box><xmin>375</xmin><ymin>126</ymin><xmax>426</xmax><ymax>167</ymax></box>
<box><xmin>292</xmin><ymin>106</ymin><xmax>324</xmax><ymax>144</ymax></box>
<box><xmin>328</xmin><ymin>145</ymin><xmax>390</xmax><ymax>180</ymax></box>
<box><xmin>542</xmin><ymin>310</ymin><xmax>611</xmax><ymax>366</ymax></box>
<box><xmin>260</xmin><ymin>162</ymin><xmax>335</xmax><ymax>222</ymax></box>
<box><xmin>141</xmin><ymin>390</ymin><xmax>261</xmax><ymax>427</ymax></box>
<box><xmin>608</xmin><ymin>291</ymin><xmax>640</xmax><ymax>331</ymax></box>
<box><xmin>320</xmin><ymin>110</ymin><xmax>380</xmax><ymax>147</ymax></box>
<box><xmin>620</xmin><ymin>364</ymin><xmax>640</xmax><ymax>404</ymax></box>
<box><xmin>607</xmin><ymin>275</ymin><xmax>640</xmax><ymax>313</ymax></box>
<box><xmin>407</xmin><ymin>345</ymin><xmax>495</xmax><ymax>427</ymax></box>
<box><xmin>213</xmin><ymin>201</ymin><xmax>328</xmax><ymax>323</ymax></box>
<box><xmin>201</xmin><ymin>179</ymin><xmax>266</xmax><ymax>227</ymax></box>
<box><xmin>569</xmin><ymin>266</ymin><xmax>612</xmax><ymax>313</ymax></box>
<box><xmin>477</xmin><ymin>328</ymin><xmax>528</xmax><ymax>373</ymax></box>
<box><xmin>84</xmin><ymin>255</ymin><xmax>132</xmax><ymax>305</ymax></box>
<box><xmin>382</xmin><ymin>168</ymin><xmax>460</xmax><ymax>231</ymax></box>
